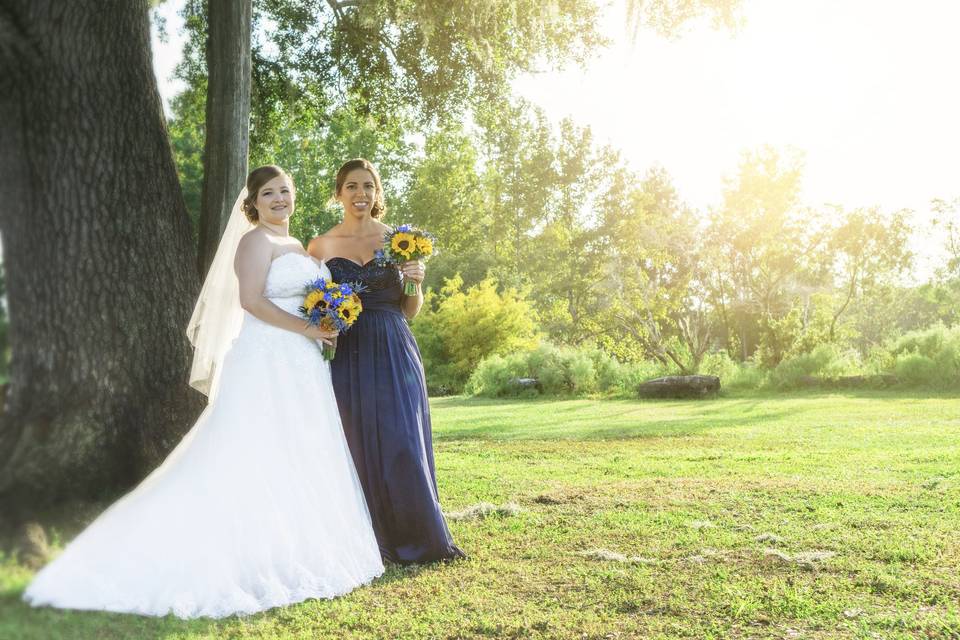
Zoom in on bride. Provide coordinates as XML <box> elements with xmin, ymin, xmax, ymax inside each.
<box><xmin>22</xmin><ymin>165</ymin><xmax>384</xmax><ymax>619</ymax></box>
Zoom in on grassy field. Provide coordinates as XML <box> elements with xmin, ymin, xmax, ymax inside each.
<box><xmin>2</xmin><ymin>392</ymin><xmax>959</xmax><ymax>639</ymax></box>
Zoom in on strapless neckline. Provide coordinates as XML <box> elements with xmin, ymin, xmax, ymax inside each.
<box><xmin>271</xmin><ymin>252</ymin><xmax>317</xmax><ymax>266</ymax></box>
<box><xmin>326</xmin><ymin>256</ymin><xmax>377</xmax><ymax>269</ymax></box>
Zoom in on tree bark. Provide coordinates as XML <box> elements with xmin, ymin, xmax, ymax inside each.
<box><xmin>197</xmin><ymin>0</ymin><xmax>251</xmax><ymax>276</ymax></box>
<box><xmin>0</xmin><ymin>1</ymin><xmax>204</xmax><ymax>517</ymax></box>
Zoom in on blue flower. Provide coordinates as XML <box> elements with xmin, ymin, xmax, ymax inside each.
<box><xmin>340</xmin><ymin>283</ymin><xmax>353</xmax><ymax>296</ymax></box>
<box><xmin>397</xmin><ymin>224</ymin><xmax>412</xmax><ymax>232</ymax></box>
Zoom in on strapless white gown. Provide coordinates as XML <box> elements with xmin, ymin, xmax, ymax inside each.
<box><xmin>23</xmin><ymin>253</ymin><xmax>384</xmax><ymax>619</ymax></box>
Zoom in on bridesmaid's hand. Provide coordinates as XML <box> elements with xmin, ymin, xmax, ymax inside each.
<box><xmin>303</xmin><ymin>324</ymin><xmax>338</xmax><ymax>345</ymax></box>
<box><xmin>401</xmin><ymin>260</ymin><xmax>425</xmax><ymax>285</ymax></box>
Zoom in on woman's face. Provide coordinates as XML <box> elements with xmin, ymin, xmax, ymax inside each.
<box><xmin>338</xmin><ymin>168</ymin><xmax>378</xmax><ymax>219</ymax></box>
<box><xmin>255</xmin><ymin>175</ymin><xmax>295</xmax><ymax>224</ymax></box>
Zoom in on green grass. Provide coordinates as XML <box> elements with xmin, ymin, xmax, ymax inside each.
<box><xmin>3</xmin><ymin>392</ymin><xmax>960</xmax><ymax>638</ymax></box>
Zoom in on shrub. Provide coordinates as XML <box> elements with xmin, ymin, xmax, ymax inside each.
<box><xmin>885</xmin><ymin>324</ymin><xmax>960</xmax><ymax>388</ymax></box>
<box><xmin>725</xmin><ymin>363</ymin><xmax>767</xmax><ymax>390</ymax></box>
<box><xmin>463</xmin><ymin>353</ymin><xmax>532</xmax><ymax>397</ymax></box>
<box><xmin>769</xmin><ymin>344</ymin><xmax>844</xmax><ymax>389</ymax></box>
<box><xmin>893</xmin><ymin>352</ymin><xmax>940</xmax><ymax>387</ymax></box>
<box><xmin>699</xmin><ymin>351</ymin><xmax>739</xmax><ymax>381</ymax></box>
<box><xmin>413</xmin><ymin>274</ymin><xmax>541</xmax><ymax>394</ymax></box>
<box><xmin>465</xmin><ymin>342</ymin><xmax>679</xmax><ymax>398</ymax></box>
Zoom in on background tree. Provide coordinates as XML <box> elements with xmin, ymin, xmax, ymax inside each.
<box><xmin>931</xmin><ymin>197</ymin><xmax>960</xmax><ymax>279</ymax></box>
<box><xmin>827</xmin><ymin>206</ymin><xmax>912</xmax><ymax>342</ymax></box>
<box><xmin>528</xmin><ymin>120</ymin><xmax>613</xmax><ymax>343</ymax></box>
<box><xmin>197</xmin><ymin>0</ymin><xmax>252</xmax><ymax>275</ymax></box>
<box><xmin>627</xmin><ymin>0</ymin><xmax>744</xmax><ymax>38</ymax></box>
<box><xmin>393</xmin><ymin>126</ymin><xmax>491</xmax><ymax>291</ymax></box>
<box><xmin>703</xmin><ymin>147</ymin><xmax>828</xmax><ymax>363</ymax></box>
<box><xmin>0</xmin><ymin>1</ymin><xmax>203</xmax><ymax>513</ymax></box>
<box><xmin>475</xmin><ymin>102</ymin><xmax>560</xmax><ymax>287</ymax></box>
<box><xmin>604</xmin><ymin>168</ymin><xmax>700</xmax><ymax>369</ymax></box>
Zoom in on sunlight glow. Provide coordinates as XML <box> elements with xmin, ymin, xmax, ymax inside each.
<box><xmin>513</xmin><ymin>0</ymin><xmax>960</xmax><ymax>278</ymax></box>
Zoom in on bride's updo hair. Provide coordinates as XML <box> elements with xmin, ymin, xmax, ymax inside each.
<box><xmin>332</xmin><ymin>158</ymin><xmax>386</xmax><ymax>219</ymax></box>
<box><xmin>242</xmin><ymin>165</ymin><xmax>294</xmax><ymax>223</ymax></box>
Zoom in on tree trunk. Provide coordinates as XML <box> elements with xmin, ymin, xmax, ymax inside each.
<box><xmin>0</xmin><ymin>1</ymin><xmax>204</xmax><ymax>517</ymax></box>
<box><xmin>197</xmin><ymin>0</ymin><xmax>251</xmax><ymax>276</ymax></box>
<box><xmin>830</xmin><ymin>262</ymin><xmax>859</xmax><ymax>343</ymax></box>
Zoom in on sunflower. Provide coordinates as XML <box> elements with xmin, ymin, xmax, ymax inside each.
<box><xmin>415</xmin><ymin>235</ymin><xmax>433</xmax><ymax>256</ymax></box>
<box><xmin>303</xmin><ymin>289</ymin><xmax>326</xmax><ymax>312</ymax></box>
<box><xmin>337</xmin><ymin>299</ymin><xmax>362</xmax><ymax>325</ymax></box>
<box><xmin>391</xmin><ymin>232</ymin><xmax>416</xmax><ymax>260</ymax></box>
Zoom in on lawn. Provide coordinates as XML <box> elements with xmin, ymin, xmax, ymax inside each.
<box><xmin>2</xmin><ymin>392</ymin><xmax>959</xmax><ymax>639</ymax></box>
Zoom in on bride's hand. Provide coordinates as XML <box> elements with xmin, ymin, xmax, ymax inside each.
<box><xmin>303</xmin><ymin>324</ymin><xmax>338</xmax><ymax>345</ymax></box>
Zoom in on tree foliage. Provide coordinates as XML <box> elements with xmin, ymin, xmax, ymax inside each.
<box><xmin>412</xmin><ymin>275</ymin><xmax>541</xmax><ymax>393</ymax></box>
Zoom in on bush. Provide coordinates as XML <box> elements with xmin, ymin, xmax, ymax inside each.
<box><xmin>885</xmin><ymin>324</ymin><xmax>960</xmax><ymax>389</ymax></box>
<box><xmin>890</xmin><ymin>325</ymin><xmax>949</xmax><ymax>359</ymax></box>
<box><xmin>770</xmin><ymin>344</ymin><xmax>860</xmax><ymax>389</ymax></box>
<box><xmin>696</xmin><ymin>351</ymin><xmax>767</xmax><ymax>390</ymax></box>
<box><xmin>893</xmin><ymin>352</ymin><xmax>940</xmax><ymax>387</ymax></box>
<box><xmin>413</xmin><ymin>274</ymin><xmax>541</xmax><ymax>394</ymax></box>
<box><xmin>465</xmin><ymin>342</ymin><xmax>678</xmax><ymax>398</ymax></box>
<box><xmin>699</xmin><ymin>351</ymin><xmax>740</xmax><ymax>381</ymax></box>
<box><xmin>463</xmin><ymin>353</ymin><xmax>532</xmax><ymax>397</ymax></box>
<box><xmin>521</xmin><ymin>343</ymin><xmax>596</xmax><ymax>395</ymax></box>
<box><xmin>726</xmin><ymin>363</ymin><xmax>768</xmax><ymax>390</ymax></box>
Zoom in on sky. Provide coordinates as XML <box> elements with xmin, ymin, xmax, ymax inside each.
<box><xmin>150</xmin><ymin>0</ymin><xmax>960</xmax><ymax>279</ymax></box>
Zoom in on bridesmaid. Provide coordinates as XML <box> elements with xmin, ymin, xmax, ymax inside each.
<box><xmin>308</xmin><ymin>158</ymin><xmax>465</xmax><ymax>564</ymax></box>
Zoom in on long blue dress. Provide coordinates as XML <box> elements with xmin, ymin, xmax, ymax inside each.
<box><xmin>327</xmin><ymin>257</ymin><xmax>465</xmax><ymax>564</ymax></box>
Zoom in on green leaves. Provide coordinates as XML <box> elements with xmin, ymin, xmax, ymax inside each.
<box><xmin>412</xmin><ymin>274</ymin><xmax>542</xmax><ymax>393</ymax></box>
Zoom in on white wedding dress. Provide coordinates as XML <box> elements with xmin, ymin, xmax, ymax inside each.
<box><xmin>24</xmin><ymin>253</ymin><xmax>384</xmax><ymax>619</ymax></box>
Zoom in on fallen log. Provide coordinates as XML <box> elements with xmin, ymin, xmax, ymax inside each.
<box><xmin>637</xmin><ymin>375</ymin><xmax>720</xmax><ymax>399</ymax></box>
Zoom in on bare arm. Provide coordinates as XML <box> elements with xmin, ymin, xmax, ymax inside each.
<box><xmin>235</xmin><ymin>231</ymin><xmax>336</xmax><ymax>343</ymax></box>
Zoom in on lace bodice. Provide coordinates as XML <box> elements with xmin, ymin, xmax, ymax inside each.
<box><xmin>263</xmin><ymin>252</ymin><xmax>327</xmax><ymax>314</ymax></box>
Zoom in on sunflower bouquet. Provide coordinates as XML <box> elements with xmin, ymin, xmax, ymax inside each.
<box><xmin>376</xmin><ymin>224</ymin><xmax>436</xmax><ymax>296</ymax></box>
<box><xmin>298</xmin><ymin>277</ymin><xmax>366</xmax><ymax>361</ymax></box>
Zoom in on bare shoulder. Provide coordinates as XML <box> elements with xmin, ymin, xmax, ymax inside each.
<box><xmin>238</xmin><ymin>226</ymin><xmax>268</xmax><ymax>247</ymax></box>
<box><xmin>236</xmin><ymin>227</ymin><xmax>271</xmax><ymax>261</ymax></box>
<box><xmin>306</xmin><ymin>234</ymin><xmax>326</xmax><ymax>258</ymax></box>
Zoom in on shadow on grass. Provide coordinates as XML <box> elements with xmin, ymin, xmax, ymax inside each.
<box><xmin>719</xmin><ymin>388</ymin><xmax>960</xmax><ymax>401</ymax></box>
<box><xmin>0</xmin><ymin>589</ymin><xmax>222</xmax><ymax>640</ymax></box>
<box><xmin>433</xmin><ymin>396</ymin><xmax>797</xmax><ymax>442</ymax></box>
<box><xmin>430</xmin><ymin>390</ymin><xmax>960</xmax><ymax>442</ymax></box>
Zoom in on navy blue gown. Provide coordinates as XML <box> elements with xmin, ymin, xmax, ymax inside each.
<box><xmin>327</xmin><ymin>257</ymin><xmax>464</xmax><ymax>564</ymax></box>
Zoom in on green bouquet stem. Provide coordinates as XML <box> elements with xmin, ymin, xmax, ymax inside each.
<box><xmin>404</xmin><ymin>278</ymin><xmax>418</xmax><ymax>296</ymax></box>
<box><xmin>322</xmin><ymin>342</ymin><xmax>336</xmax><ymax>361</ymax></box>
